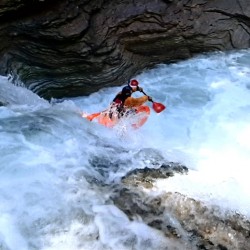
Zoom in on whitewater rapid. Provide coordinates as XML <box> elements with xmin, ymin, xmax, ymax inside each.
<box><xmin>0</xmin><ymin>49</ymin><xmax>250</xmax><ymax>249</ymax></box>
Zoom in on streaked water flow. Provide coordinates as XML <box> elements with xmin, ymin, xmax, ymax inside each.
<box><xmin>0</xmin><ymin>50</ymin><xmax>250</xmax><ymax>249</ymax></box>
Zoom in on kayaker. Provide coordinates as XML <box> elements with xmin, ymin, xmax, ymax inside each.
<box><xmin>110</xmin><ymin>79</ymin><xmax>152</xmax><ymax>117</ymax></box>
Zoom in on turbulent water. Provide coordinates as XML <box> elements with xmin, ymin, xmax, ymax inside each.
<box><xmin>0</xmin><ymin>50</ymin><xmax>250</xmax><ymax>250</ymax></box>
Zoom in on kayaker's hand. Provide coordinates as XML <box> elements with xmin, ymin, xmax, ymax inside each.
<box><xmin>148</xmin><ymin>96</ymin><xmax>153</xmax><ymax>102</ymax></box>
<box><xmin>137</xmin><ymin>86</ymin><xmax>143</xmax><ymax>92</ymax></box>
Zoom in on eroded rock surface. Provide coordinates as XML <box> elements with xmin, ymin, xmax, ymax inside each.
<box><xmin>0</xmin><ymin>0</ymin><xmax>250</xmax><ymax>99</ymax></box>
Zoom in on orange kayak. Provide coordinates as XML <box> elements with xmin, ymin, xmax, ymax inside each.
<box><xmin>82</xmin><ymin>106</ymin><xmax>150</xmax><ymax>129</ymax></box>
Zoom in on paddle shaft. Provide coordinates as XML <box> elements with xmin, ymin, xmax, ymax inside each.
<box><xmin>140</xmin><ymin>90</ymin><xmax>154</xmax><ymax>102</ymax></box>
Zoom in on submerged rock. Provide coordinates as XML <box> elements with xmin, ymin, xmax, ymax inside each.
<box><xmin>0</xmin><ymin>0</ymin><xmax>250</xmax><ymax>99</ymax></box>
<box><xmin>122</xmin><ymin>163</ymin><xmax>188</xmax><ymax>188</ymax></box>
<box><xmin>0</xmin><ymin>100</ymin><xmax>7</xmax><ymax>106</ymax></box>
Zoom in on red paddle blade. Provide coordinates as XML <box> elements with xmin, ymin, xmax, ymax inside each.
<box><xmin>152</xmin><ymin>102</ymin><xmax>166</xmax><ymax>113</ymax></box>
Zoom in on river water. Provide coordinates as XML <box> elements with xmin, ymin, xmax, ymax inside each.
<box><xmin>0</xmin><ymin>50</ymin><xmax>250</xmax><ymax>249</ymax></box>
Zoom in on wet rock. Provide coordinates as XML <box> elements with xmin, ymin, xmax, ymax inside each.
<box><xmin>0</xmin><ymin>99</ymin><xmax>9</xmax><ymax>106</ymax></box>
<box><xmin>0</xmin><ymin>100</ymin><xmax>5</xmax><ymax>106</ymax></box>
<box><xmin>111</xmin><ymin>164</ymin><xmax>250</xmax><ymax>249</ymax></box>
<box><xmin>0</xmin><ymin>0</ymin><xmax>250</xmax><ymax>99</ymax></box>
<box><xmin>122</xmin><ymin>163</ymin><xmax>188</xmax><ymax>188</ymax></box>
<box><xmin>161</xmin><ymin>192</ymin><xmax>250</xmax><ymax>249</ymax></box>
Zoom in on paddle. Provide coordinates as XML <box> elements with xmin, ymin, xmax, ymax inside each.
<box><xmin>140</xmin><ymin>90</ymin><xmax>166</xmax><ymax>113</ymax></box>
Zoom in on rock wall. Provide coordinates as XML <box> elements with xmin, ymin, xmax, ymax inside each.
<box><xmin>0</xmin><ymin>0</ymin><xmax>250</xmax><ymax>99</ymax></box>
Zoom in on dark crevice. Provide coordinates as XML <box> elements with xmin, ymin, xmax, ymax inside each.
<box><xmin>205</xmin><ymin>9</ymin><xmax>250</xmax><ymax>27</ymax></box>
<box><xmin>0</xmin><ymin>0</ymin><xmax>63</xmax><ymax>23</ymax></box>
